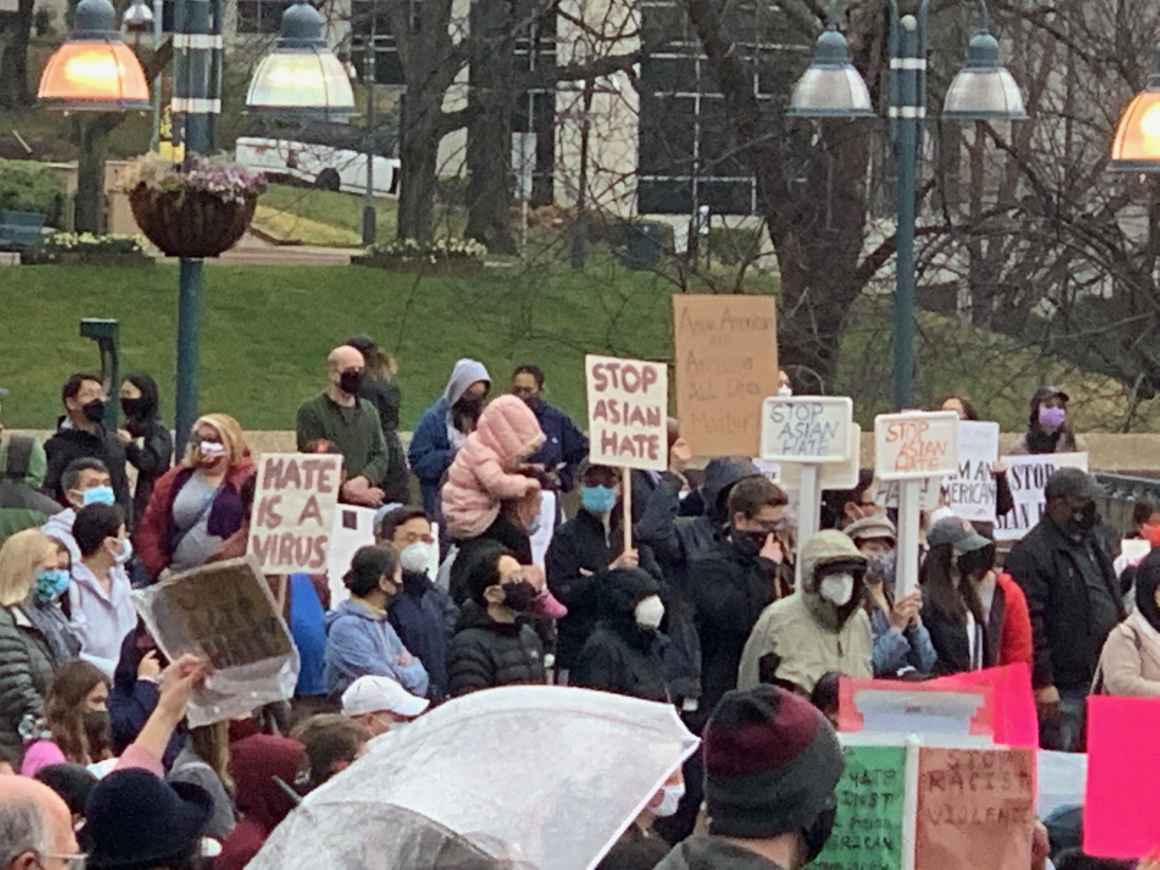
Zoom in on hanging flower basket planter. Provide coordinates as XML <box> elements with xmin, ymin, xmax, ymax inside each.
<box><xmin>121</xmin><ymin>155</ymin><xmax>267</xmax><ymax>258</ymax></box>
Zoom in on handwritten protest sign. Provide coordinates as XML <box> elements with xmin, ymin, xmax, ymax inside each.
<box><xmin>915</xmin><ymin>747</ymin><xmax>1035</xmax><ymax>870</ymax></box>
<box><xmin>249</xmin><ymin>452</ymin><xmax>343</xmax><ymax>573</ymax></box>
<box><xmin>585</xmin><ymin>354</ymin><xmax>668</xmax><ymax>472</ymax></box>
<box><xmin>777</xmin><ymin>425</ymin><xmax>861</xmax><ymax>492</ymax></box>
<box><xmin>874</xmin><ymin>412</ymin><xmax>960</xmax><ymax>481</ymax></box>
<box><xmin>1084</xmin><ymin>696</ymin><xmax>1160</xmax><ymax>859</ymax></box>
<box><xmin>874</xmin><ymin>475</ymin><xmax>942</xmax><ymax>511</ymax></box>
<box><xmin>946</xmin><ymin>421</ymin><xmax>1000</xmax><ymax>523</ymax></box>
<box><xmin>811</xmin><ymin>744</ymin><xmax>907</xmax><ymax>870</ymax></box>
<box><xmin>994</xmin><ymin>452</ymin><xmax>1088</xmax><ymax>542</ymax></box>
<box><xmin>326</xmin><ymin>504</ymin><xmax>378</xmax><ymax>607</ymax></box>
<box><xmin>131</xmin><ymin>556</ymin><xmax>299</xmax><ymax>726</ymax></box>
<box><xmin>673</xmin><ymin>295</ymin><xmax>778</xmax><ymax>457</ymax></box>
<box><xmin>760</xmin><ymin>396</ymin><xmax>852</xmax><ymax>464</ymax></box>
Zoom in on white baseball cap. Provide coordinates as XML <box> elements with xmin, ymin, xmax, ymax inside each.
<box><xmin>341</xmin><ymin>675</ymin><xmax>430</xmax><ymax>718</ymax></box>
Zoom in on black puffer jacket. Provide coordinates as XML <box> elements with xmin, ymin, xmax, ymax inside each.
<box><xmin>447</xmin><ymin>601</ymin><xmax>545</xmax><ymax>697</ymax></box>
<box><xmin>43</xmin><ymin>420</ymin><xmax>131</xmax><ymax>524</ymax></box>
<box><xmin>573</xmin><ymin>569</ymin><xmax>670</xmax><ymax>703</ymax></box>
<box><xmin>0</xmin><ymin>605</ymin><xmax>56</xmax><ymax>764</ymax></box>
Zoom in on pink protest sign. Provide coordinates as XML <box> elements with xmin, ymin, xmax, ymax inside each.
<box><xmin>1084</xmin><ymin>696</ymin><xmax>1160</xmax><ymax>859</ymax></box>
<box><xmin>929</xmin><ymin>664</ymin><xmax>1038</xmax><ymax>749</ymax></box>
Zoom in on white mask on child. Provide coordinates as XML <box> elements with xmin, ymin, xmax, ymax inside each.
<box><xmin>634</xmin><ymin>595</ymin><xmax>665</xmax><ymax>630</ymax></box>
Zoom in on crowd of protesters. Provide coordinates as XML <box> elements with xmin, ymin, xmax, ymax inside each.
<box><xmin>0</xmin><ymin>357</ymin><xmax>1155</xmax><ymax>870</ymax></box>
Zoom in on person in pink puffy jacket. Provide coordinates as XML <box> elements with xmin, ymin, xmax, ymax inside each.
<box><xmin>441</xmin><ymin>395</ymin><xmax>546</xmax><ymax>540</ymax></box>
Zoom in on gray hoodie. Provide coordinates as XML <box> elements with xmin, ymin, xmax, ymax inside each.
<box><xmin>444</xmin><ymin>358</ymin><xmax>491</xmax><ymax>406</ymax></box>
<box><xmin>655</xmin><ymin>837</ymin><xmax>786</xmax><ymax>870</ymax></box>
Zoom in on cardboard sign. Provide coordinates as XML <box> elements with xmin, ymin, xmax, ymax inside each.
<box><xmin>249</xmin><ymin>452</ymin><xmax>343</xmax><ymax>573</ymax></box>
<box><xmin>672</xmin><ymin>294</ymin><xmax>778</xmax><ymax>457</ymax></box>
<box><xmin>928</xmin><ymin>664</ymin><xmax>1038</xmax><ymax>750</ymax></box>
<box><xmin>874</xmin><ymin>412</ymin><xmax>960</xmax><ymax>481</ymax></box>
<box><xmin>946</xmin><ymin>421</ymin><xmax>1000</xmax><ymax>523</ymax></box>
<box><xmin>585</xmin><ymin>354</ymin><xmax>668</xmax><ymax>472</ymax></box>
<box><xmin>915</xmin><ymin>747</ymin><xmax>1036</xmax><ymax>870</ymax></box>
<box><xmin>760</xmin><ymin>396</ymin><xmax>853</xmax><ymax>464</ymax></box>
<box><xmin>1084</xmin><ymin>695</ymin><xmax>1160</xmax><ymax>859</ymax></box>
<box><xmin>131</xmin><ymin>557</ymin><xmax>299</xmax><ymax>727</ymax></box>
<box><xmin>811</xmin><ymin>744</ymin><xmax>907</xmax><ymax>870</ymax></box>
<box><xmin>326</xmin><ymin>504</ymin><xmax>378</xmax><ymax>607</ymax></box>
<box><xmin>777</xmin><ymin>425</ymin><xmax>861</xmax><ymax>491</ymax></box>
<box><xmin>993</xmin><ymin>452</ymin><xmax>1089</xmax><ymax>542</ymax></box>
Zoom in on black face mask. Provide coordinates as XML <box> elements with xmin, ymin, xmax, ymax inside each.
<box><xmin>455</xmin><ymin>396</ymin><xmax>484</xmax><ymax>417</ymax></box>
<box><xmin>802</xmin><ymin>805</ymin><xmax>838</xmax><ymax>864</ymax></box>
<box><xmin>501</xmin><ymin>579</ymin><xmax>537</xmax><ymax>612</ymax></box>
<box><xmin>522</xmin><ymin>395</ymin><xmax>542</xmax><ymax>411</ymax></box>
<box><xmin>121</xmin><ymin>397</ymin><xmax>145</xmax><ymax>419</ymax></box>
<box><xmin>339</xmin><ymin>369</ymin><xmax>364</xmax><ymax>395</ymax></box>
<box><xmin>732</xmin><ymin>529</ymin><xmax>768</xmax><ymax>560</ymax></box>
<box><xmin>957</xmin><ymin>544</ymin><xmax>995</xmax><ymax>579</ymax></box>
<box><xmin>1071</xmin><ymin>502</ymin><xmax>1098</xmax><ymax>532</ymax></box>
<box><xmin>82</xmin><ymin>399</ymin><xmax>106</xmax><ymax>424</ymax></box>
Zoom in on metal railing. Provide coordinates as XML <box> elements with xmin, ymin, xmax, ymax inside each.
<box><xmin>1095</xmin><ymin>472</ymin><xmax>1160</xmax><ymax>535</ymax></box>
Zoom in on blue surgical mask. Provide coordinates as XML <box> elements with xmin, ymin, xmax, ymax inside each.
<box><xmin>35</xmin><ymin>569</ymin><xmax>71</xmax><ymax>604</ymax></box>
<box><xmin>82</xmin><ymin>486</ymin><xmax>115</xmax><ymax>506</ymax></box>
<box><xmin>580</xmin><ymin>484</ymin><xmax>617</xmax><ymax>514</ymax></box>
<box><xmin>115</xmin><ymin>538</ymin><xmax>133</xmax><ymax>565</ymax></box>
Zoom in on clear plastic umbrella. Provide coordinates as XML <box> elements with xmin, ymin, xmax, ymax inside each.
<box><xmin>251</xmin><ymin>686</ymin><xmax>700</xmax><ymax>870</ymax></box>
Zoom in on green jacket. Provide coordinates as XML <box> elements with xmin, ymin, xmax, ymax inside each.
<box><xmin>295</xmin><ymin>393</ymin><xmax>389</xmax><ymax>487</ymax></box>
<box><xmin>0</xmin><ymin>435</ymin><xmax>62</xmax><ymax>548</ymax></box>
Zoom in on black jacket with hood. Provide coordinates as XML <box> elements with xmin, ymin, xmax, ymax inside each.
<box><xmin>121</xmin><ymin>373</ymin><xmax>174</xmax><ymax>527</ymax></box>
<box><xmin>447</xmin><ymin>600</ymin><xmax>546</xmax><ymax>696</ymax></box>
<box><xmin>572</xmin><ymin>568</ymin><xmax>669</xmax><ymax>703</ymax></box>
<box><xmin>43</xmin><ymin>418</ymin><xmax>131</xmax><ymax>520</ymax></box>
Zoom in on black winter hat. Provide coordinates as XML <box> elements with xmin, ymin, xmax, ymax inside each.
<box><xmin>598</xmin><ymin>567</ymin><xmax>659</xmax><ymax>618</ymax></box>
<box><xmin>704</xmin><ymin>685</ymin><xmax>843</xmax><ymax>839</ymax></box>
<box><xmin>83</xmin><ymin>768</ymin><xmax>213</xmax><ymax>868</ymax></box>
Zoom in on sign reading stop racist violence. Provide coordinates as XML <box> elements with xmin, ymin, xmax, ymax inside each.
<box><xmin>994</xmin><ymin>452</ymin><xmax>1089</xmax><ymax>542</ymax></box>
<box><xmin>875</xmin><ymin>411</ymin><xmax>960</xmax><ymax>481</ymax></box>
<box><xmin>811</xmin><ymin>744</ymin><xmax>907</xmax><ymax>870</ymax></box>
<box><xmin>673</xmin><ymin>294</ymin><xmax>778</xmax><ymax>457</ymax></box>
<box><xmin>760</xmin><ymin>396</ymin><xmax>853</xmax><ymax>464</ymax></box>
<box><xmin>585</xmin><ymin>354</ymin><xmax>668</xmax><ymax>472</ymax></box>
<box><xmin>249</xmin><ymin>452</ymin><xmax>343</xmax><ymax>573</ymax></box>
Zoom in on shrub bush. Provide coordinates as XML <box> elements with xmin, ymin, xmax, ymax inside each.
<box><xmin>0</xmin><ymin>160</ymin><xmax>66</xmax><ymax>227</ymax></box>
<box><xmin>707</xmin><ymin>226</ymin><xmax>763</xmax><ymax>266</ymax></box>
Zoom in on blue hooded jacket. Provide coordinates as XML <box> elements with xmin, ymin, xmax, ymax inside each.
<box><xmin>525</xmin><ymin>400</ymin><xmax>589</xmax><ymax>492</ymax></box>
<box><xmin>324</xmin><ymin>598</ymin><xmax>430</xmax><ymax>699</ymax></box>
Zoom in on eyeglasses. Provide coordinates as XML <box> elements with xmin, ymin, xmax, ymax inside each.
<box><xmin>41</xmin><ymin>852</ymin><xmax>88</xmax><ymax>869</ymax></box>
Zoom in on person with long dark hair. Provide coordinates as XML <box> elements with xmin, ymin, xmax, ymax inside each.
<box><xmin>1095</xmin><ymin>549</ymin><xmax>1160</xmax><ymax>697</ymax></box>
<box><xmin>346</xmin><ymin>335</ymin><xmax>411</xmax><ymax>505</ymax></box>
<box><xmin>20</xmin><ymin>660</ymin><xmax>112</xmax><ymax>776</ymax></box>
<box><xmin>1010</xmin><ymin>386</ymin><xmax>1080</xmax><ymax>455</ymax></box>
<box><xmin>116</xmin><ymin>373</ymin><xmax>174</xmax><ymax>527</ymax></box>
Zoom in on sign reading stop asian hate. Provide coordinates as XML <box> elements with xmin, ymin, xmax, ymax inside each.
<box><xmin>673</xmin><ymin>294</ymin><xmax>778</xmax><ymax>457</ymax></box>
<box><xmin>585</xmin><ymin>354</ymin><xmax>669</xmax><ymax>472</ymax></box>
<box><xmin>810</xmin><ymin>744</ymin><xmax>907</xmax><ymax>870</ymax></box>
<box><xmin>993</xmin><ymin>452</ymin><xmax>1089</xmax><ymax>542</ymax></box>
<box><xmin>249</xmin><ymin>453</ymin><xmax>343</xmax><ymax>574</ymax></box>
<box><xmin>874</xmin><ymin>412</ymin><xmax>960</xmax><ymax>481</ymax></box>
<box><xmin>760</xmin><ymin>396</ymin><xmax>853</xmax><ymax>464</ymax></box>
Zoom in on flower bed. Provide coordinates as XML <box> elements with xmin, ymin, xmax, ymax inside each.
<box><xmin>351</xmin><ymin>237</ymin><xmax>487</xmax><ymax>275</ymax></box>
<box><xmin>121</xmin><ymin>155</ymin><xmax>266</xmax><ymax>258</ymax></box>
<box><xmin>21</xmin><ymin>232</ymin><xmax>153</xmax><ymax>266</ymax></box>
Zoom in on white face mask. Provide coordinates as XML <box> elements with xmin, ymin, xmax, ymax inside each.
<box><xmin>399</xmin><ymin>541</ymin><xmax>435</xmax><ymax>575</ymax></box>
<box><xmin>199</xmin><ymin>440</ymin><xmax>226</xmax><ymax>458</ymax></box>
<box><xmin>776</xmin><ymin>385</ymin><xmax>793</xmax><ymax>398</ymax></box>
<box><xmin>634</xmin><ymin>595</ymin><xmax>665</xmax><ymax>630</ymax></box>
<box><xmin>819</xmin><ymin>572</ymin><xmax>855</xmax><ymax>607</ymax></box>
<box><xmin>653</xmin><ymin>783</ymin><xmax>685</xmax><ymax>818</ymax></box>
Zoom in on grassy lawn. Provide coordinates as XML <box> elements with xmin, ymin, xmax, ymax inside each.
<box><xmin>255</xmin><ymin>185</ymin><xmax>400</xmax><ymax>247</ymax></box>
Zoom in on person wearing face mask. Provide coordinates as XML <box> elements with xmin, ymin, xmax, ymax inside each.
<box><xmin>22</xmin><ymin>538</ymin><xmax>80</xmax><ymax>669</ymax></box>
<box><xmin>846</xmin><ymin>515</ymin><xmax>936</xmax><ymax>678</ymax></box>
<box><xmin>819</xmin><ymin>469</ymin><xmax>883</xmax><ymax>531</ymax></box>
<box><xmin>1007</xmin><ymin>468</ymin><xmax>1124</xmax><ymax>751</ymax></box>
<box><xmin>43</xmin><ymin>372</ymin><xmax>132</xmax><ymax>521</ymax></box>
<box><xmin>599</xmin><ymin>769</ymin><xmax>685</xmax><ymax>870</ymax></box>
<box><xmin>1094</xmin><ymin>548</ymin><xmax>1160</xmax><ymax>697</ymax></box>
<box><xmin>296</xmin><ymin>345</ymin><xmax>390</xmax><ymax>508</ymax></box>
<box><xmin>324</xmin><ymin>545</ymin><xmax>430</xmax><ymax>700</ymax></box>
<box><xmin>739</xmin><ymin>530</ymin><xmax>873</xmax><ymax>695</ymax></box>
<box><xmin>510</xmin><ymin>364</ymin><xmax>589</xmax><ymax>494</ymax></box>
<box><xmin>447</xmin><ymin>543</ymin><xmax>547</xmax><ymax>696</ymax></box>
<box><xmin>69</xmin><ymin>503</ymin><xmax>138</xmax><ymax>679</ymax></box>
<box><xmin>0</xmin><ymin>529</ymin><xmax>73</xmax><ymax>765</ymax></box>
<box><xmin>380</xmin><ymin>507</ymin><xmax>459</xmax><ymax>701</ymax></box>
<box><xmin>115</xmin><ymin>373</ymin><xmax>174</xmax><ymax>528</ymax></box>
<box><xmin>573</xmin><ymin>568</ymin><xmax>670</xmax><ymax>703</ymax></box>
<box><xmin>134</xmin><ymin>413</ymin><xmax>255</xmax><ymax>581</ymax></box>
<box><xmin>1011</xmin><ymin>385</ymin><xmax>1081</xmax><ymax>456</ymax></box>
<box><xmin>20</xmin><ymin>660</ymin><xmax>112</xmax><ymax>776</ymax></box>
<box><xmin>547</xmin><ymin>462</ymin><xmax>664</xmax><ymax>681</ymax></box>
<box><xmin>410</xmin><ymin>358</ymin><xmax>492</xmax><ymax>517</ymax></box>
<box><xmin>345</xmin><ymin>334</ymin><xmax>411</xmax><ymax>504</ymax></box>
<box><xmin>655</xmin><ymin>685</ymin><xmax>843</xmax><ymax>870</ymax></box>
<box><xmin>41</xmin><ymin>457</ymin><xmax>115</xmax><ymax>565</ymax></box>
<box><xmin>0</xmin><ymin>432</ymin><xmax>62</xmax><ymax>548</ymax></box>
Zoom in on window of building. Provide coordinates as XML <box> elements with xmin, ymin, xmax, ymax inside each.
<box><xmin>236</xmin><ymin>0</ymin><xmax>292</xmax><ymax>34</ymax></box>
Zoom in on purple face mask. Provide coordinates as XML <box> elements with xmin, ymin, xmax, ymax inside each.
<box><xmin>1039</xmin><ymin>405</ymin><xmax>1066</xmax><ymax>431</ymax></box>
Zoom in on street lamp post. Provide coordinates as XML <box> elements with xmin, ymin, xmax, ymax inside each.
<box><xmin>362</xmin><ymin>0</ymin><xmax>378</xmax><ymax>246</ymax></box>
<box><xmin>788</xmin><ymin>0</ymin><xmax>1026</xmax><ymax>410</ymax></box>
<box><xmin>1110</xmin><ymin>45</ymin><xmax>1160</xmax><ymax>172</ymax></box>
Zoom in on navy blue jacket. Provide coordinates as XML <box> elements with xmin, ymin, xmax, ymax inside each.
<box><xmin>409</xmin><ymin>397</ymin><xmax>453</xmax><ymax>516</ymax></box>
<box><xmin>525</xmin><ymin>400</ymin><xmax>589</xmax><ymax>492</ymax></box>
<box><xmin>388</xmin><ymin>571</ymin><xmax>458</xmax><ymax>702</ymax></box>
<box><xmin>110</xmin><ymin>627</ymin><xmax>184</xmax><ymax>768</ymax></box>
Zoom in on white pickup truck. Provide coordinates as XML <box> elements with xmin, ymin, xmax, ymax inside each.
<box><xmin>235</xmin><ymin>136</ymin><xmax>400</xmax><ymax>197</ymax></box>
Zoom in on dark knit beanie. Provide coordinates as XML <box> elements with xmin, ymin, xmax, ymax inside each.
<box><xmin>704</xmin><ymin>685</ymin><xmax>844</xmax><ymax>839</ymax></box>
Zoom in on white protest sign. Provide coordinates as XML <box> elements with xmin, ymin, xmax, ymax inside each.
<box><xmin>760</xmin><ymin>396</ymin><xmax>853</xmax><ymax>463</ymax></box>
<box><xmin>945</xmin><ymin>421</ymin><xmax>1000</xmax><ymax>523</ymax></box>
<box><xmin>249</xmin><ymin>453</ymin><xmax>343</xmax><ymax>574</ymax></box>
<box><xmin>994</xmin><ymin>452</ymin><xmax>1089</xmax><ymax>542</ymax></box>
<box><xmin>585</xmin><ymin>354</ymin><xmax>668</xmax><ymax>472</ymax></box>
<box><xmin>874</xmin><ymin>411</ymin><xmax>960</xmax><ymax>481</ymax></box>
<box><xmin>875</xmin><ymin>475</ymin><xmax>942</xmax><ymax>511</ymax></box>
<box><xmin>326</xmin><ymin>504</ymin><xmax>378</xmax><ymax>607</ymax></box>
<box><xmin>776</xmin><ymin>424</ymin><xmax>861</xmax><ymax>491</ymax></box>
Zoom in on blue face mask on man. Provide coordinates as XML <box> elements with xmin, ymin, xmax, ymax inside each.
<box><xmin>35</xmin><ymin>569</ymin><xmax>71</xmax><ymax>604</ymax></box>
<box><xmin>580</xmin><ymin>484</ymin><xmax>617</xmax><ymax>514</ymax></box>
<box><xmin>82</xmin><ymin>486</ymin><xmax>115</xmax><ymax>507</ymax></box>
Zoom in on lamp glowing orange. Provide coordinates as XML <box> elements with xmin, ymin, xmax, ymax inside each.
<box><xmin>1110</xmin><ymin>46</ymin><xmax>1160</xmax><ymax>172</ymax></box>
<box><xmin>38</xmin><ymin>0</ymin><xmax>150</xmax><ymax>111</ymax></box>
